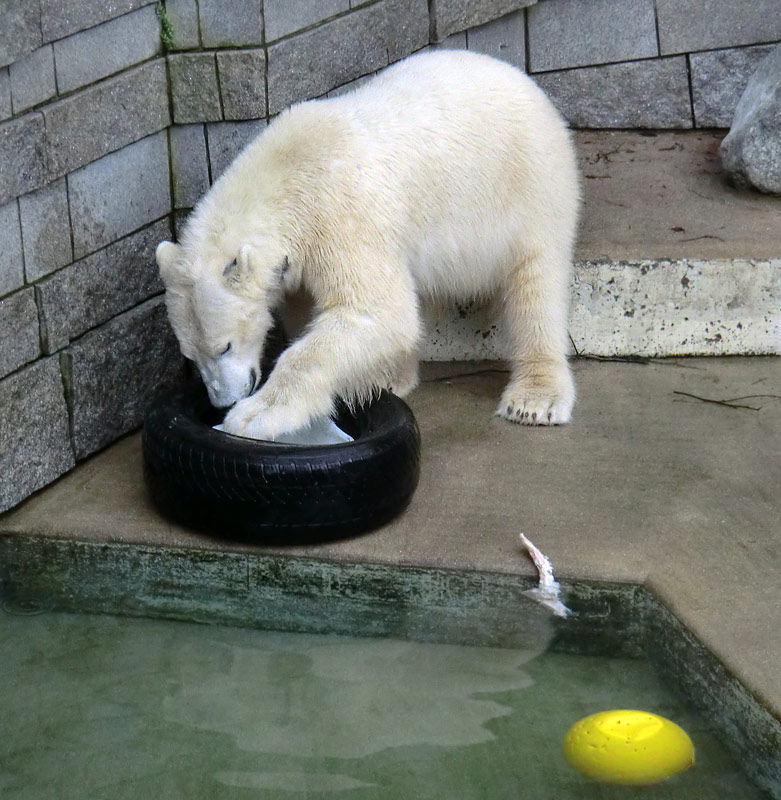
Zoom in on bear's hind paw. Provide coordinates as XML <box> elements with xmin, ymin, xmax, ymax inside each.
<box><xmin>496</xmin><ymin>386</ymin><xmax>573</xmax><ymax>426</ymax></box>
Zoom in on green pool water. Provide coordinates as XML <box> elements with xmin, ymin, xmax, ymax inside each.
<box><xmin>0</xmin><ymin>607</ymin><xmax>767</xmax><ymax>799</ymax></box>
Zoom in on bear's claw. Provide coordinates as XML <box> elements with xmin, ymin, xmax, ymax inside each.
<box><xmin>497</xmin><ymin>389</ymin><xmax>573</xmax><ymax>426</ymax></box>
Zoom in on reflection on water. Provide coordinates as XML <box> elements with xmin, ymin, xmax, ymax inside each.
<box><xmin>0</xmin><ymin>610</ymin><xmax>768</xmax><ymax>800</ymax></box>
<box><xmin>214</xmin><ymin>771</ymin><xmax>378</xmax><ymax>792</ymax></box>
<box><xmin>164</xmin><ymin>636</ymin><xmax>536</xmax><ymax>758</ymax></box>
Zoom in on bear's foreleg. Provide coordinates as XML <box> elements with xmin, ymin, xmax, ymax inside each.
<box><xmin>497</xmin><ymin>246</ymin><xmax>575</xmax><ymax>425</ymax></box>
<box><xmin>220</xmin><ymin>303</ymin><xmax>420</xmax><ymax>441</ymax></box>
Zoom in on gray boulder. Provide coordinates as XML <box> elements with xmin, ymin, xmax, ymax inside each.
<box><xmin>720</xmin><ymin>43</ymin><xmax>781</xmax><ymax>194</ymax></box>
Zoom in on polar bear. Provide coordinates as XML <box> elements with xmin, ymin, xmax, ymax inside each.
<box><xmin>156</xmin><ymin>50</ymin><xmax>581</xmax><ymax>440</ymax></box>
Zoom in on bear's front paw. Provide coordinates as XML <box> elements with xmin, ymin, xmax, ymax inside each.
<box><xmin>220</xmin><ymin>396</ymin><xmax>279</xmax><ymax>441</ymax></box>
<box><xmin>220</xmin><ymin>394</ymin><xmax>313</xmax><ymax>441</ymax></box>
<box><xmin>497</xmin><ymin>371</ymin><xmax>575</xmax><ymax>426</ymax></box>
<box><xmin>220</xmin><ymin>396</ymin><xmax>262</xmax><ymax>439</ymax></box>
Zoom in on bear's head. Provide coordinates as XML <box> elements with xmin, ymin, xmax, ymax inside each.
<box><xmin>156</xmin><ymin>239</ymin><xmax>289</xmax><ymax>408</ymax></box>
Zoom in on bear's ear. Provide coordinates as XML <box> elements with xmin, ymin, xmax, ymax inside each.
<box><xmin>222</xmin><ymin>245</ymin><xmax>254</xmax><ymax>291</ymax></box>
<box><xmin>224</xmin><ymin>245</ymin><xmax>289</xmax><ymax>298</ymax></box>
<box><xmin>155</xmin><ymin>241</ymin><xmax>183</xmax><ymax>285</ymax></box>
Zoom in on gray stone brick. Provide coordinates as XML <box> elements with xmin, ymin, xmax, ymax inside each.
<box><xmin>657</xmin><ymin>0</ymin><xmax>781</xmax><ymax>56</ymax></box>
<box><xmin>68</xmin><ymin>132</ymin><xmax>171</xmax><ymax>259</ymax></box>
<box><xmin>423</xmin><ymin>32</ymin><xmax>467</xmax><ymax>53</ymax></box>
<box><xmin>0</xmin><ymin>68</ymin><xmax>10</xmax><ymax>121</ymax></box>
<box><xmin>265</xmin><ymin>0</ymin><xmax>350</xmax><ymax>43</ymax></box>
<box><xmin>37</xmin><ymin>219</ymin><xmax>170</xmax><ymax>353</ymax></box>
<box><xmin>53</xmin><ymin>6</ymin><xmax>162</xmax><ymax>94</ymax></box>
<box><xmin>44</xmin><ymin>59</ymin><xmax>170</xmax><ymax>179</ymax></box>
<box><xmin>0</xmin><ymin>0</ymin><xmax>42</xmax><ymax>69</ymax></box>
<box><xmin>467</xmin><ymin>11</ymin><xmax>525</xmax><ymax>70</ymax></box>
<box><xmin>217</xmin><ymin>49</ymin><xmax>267</xmax><ymax>120</ymax></box>
<box><xmin>169</xmin><ymin>53</ymin><xmax>222</xmax><ymax>124</ymax></box>
<box><xmin>0</xmin><ymin>288</ymin><xmax>40</xmax><ymax>378</ymax></box>
<box><xmin>691</xmin><ymin>45</ymin><xmax>777</xmax><ymax>128</ymax></box>
<box><xmin>0</xmin><ymin>357</ymin><xmax>75</xmax><ymax>513</ymax></box>
<box><xmin>9</xmin><ymin>45</ymin><xmax>56</xmax><ymax>113</ymax></box>
<box><xmin>164</xmin><ymin>0</ymin><xmax>200</xmax><ymax>50</ymax></box>
<box><xmin>170</xmin><ymin>124</ymin><xmax>210</xmax><ymax>208</ymax></box>
<box><xmin>534</xmin><ymin>56</ymin><xmax>692</xmax><ymax>129</ymax></box>
<box><xmin>206</xmin><ymin>120</ymin><xmax>266</xmax><ymax>180</ymax></box>
<box><xmin>174</xmin><ymin>208</ymin><xmax>192</xmax><ymax>242</ymax></box>
<box><xmin>199</xmin><ymin>0</ymin><xmax>263</xmax><ymax>47</ymax></box>
<box><xmin>327</xmin><ymin>72</ymin><xmax>377</xmax><ymax>98</ymax></box>
<box><xmin>267</xmin><ymin>0</ymin><xmax>428</xmax><ymax>113</ymax></box>
<box><xmin>528</xmin><ymin>0</ymin><xmax>657</xmax><ymax>72</ymax></box>
<box><xmin>0</xmin><ymin>201</ymin><xmax>24</xmax><ymax>297</ymax></box>
<box><xmin>0</xmin><ymin>113</ymin><xmax>46</xmax><ymax>206</ymax></box>
<box><xmin>19</xmin><ymin>179</ymin><xmax>73</xmax><ymax>282</ymax></box>
<box><xmin>174</xmin><ymin>208</ymin><xmax>191</xmax><ymax>239</ymax></box>
<box><xmin>65</xmin><ymin>297</ymin><xmax>184</xmax><ymax>459</ymax></box>
<box><xmin>432</xmin><ymin>0</ymin><xmax>535</xmax><ymax>42</ymax></box>
<box><xmin>40</xmin><ymin>0</ymin><xmax>158</xmax><ymax>42</ymax></box>
<box><xmin>386</xmin><ymin>0</ymin><xmax>431</xmax><ymax>62</ymax></box>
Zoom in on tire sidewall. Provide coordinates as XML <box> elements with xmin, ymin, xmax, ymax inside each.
<box><xmin>142</xmin><ymin>381</ymin><xmax>421</xmax><ymax>542</ymax></box>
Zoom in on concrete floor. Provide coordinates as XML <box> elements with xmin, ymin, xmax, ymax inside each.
<box><xmin>574</xmin><ymin>130</ymin><xmax>781</xmax><ymax>262</ymax></box>
<box><xmin>2</xmin><ymin>357</ymin><xmax>780</xmax><ymax>722</ymax></box>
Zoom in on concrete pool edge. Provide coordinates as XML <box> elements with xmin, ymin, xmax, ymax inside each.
<box><xmin>640</xmin><ymin>588</ymin><xmax>781</xmax><ymax>799</ymax></box>
<box><xmin>1</xmin><ymin>533</ymin><xmax>778</xmax><ymax>798</ymax></box>
<box><xmin>0</xmin><ymin>533</ymin><xmax>641</xmax><ymax>654</ymax></box>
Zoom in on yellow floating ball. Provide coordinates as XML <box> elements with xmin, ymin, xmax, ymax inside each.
<box><xmin>563</xmin><ymin>710</ymin><xmax>695</xmax><ymax>785</ymax></box>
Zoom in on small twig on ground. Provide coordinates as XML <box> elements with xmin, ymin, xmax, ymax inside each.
<box><xmin>721</xmin><ymin>394</ymin><xmax>781</xmax><ymax>403</ymax></box>
<box><xmin>576</xmin><ymin>354</ymin><xmax>651</xmax><ymax>364</ymax></box>
<box><xmin>678</xmin><ymin>234</ymin><xmax>726</xmax><ymax>243</ymax></box>
<box><xmin>650</xmin><ymin>360</ymin><xmax>707</xmax><ymax>370</ymax></box>
<box><xmin>569</xmin><ymin>334</ymin><xmax>650</xmax><ymax>364</ymax></box>
<box><xmin>602</xmin><ymin>198</ymin><xmax>630</xmax><ymax>208</ymax></box>
<box><xmin>594</xmin><ymin>147</ymin><xmax>622</xmax><ymax>163</ymax></box>
<box><xmin>427</xmin><ymin>368</ymin><xmax>510</xmax><ymax>383</ymax></box>
<box><xmin>569</xmin><ymin>335</ymin><xmax>707</xmax><ymax>369</ymax></box>
<box><xmin>673</xmin><ymin>390</ymin><xmax>761</xmax><ymax>411</ymax></box>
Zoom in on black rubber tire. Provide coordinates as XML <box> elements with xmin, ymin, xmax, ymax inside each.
<box><xmin>142</xmin><ymin>380</ymin><xmax>421</xmax><ymax>544</ymax></box>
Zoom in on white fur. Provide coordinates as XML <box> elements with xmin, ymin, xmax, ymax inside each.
<box><xmin>156</xmin><ymin>50</ymin><xmax>581</xmax><ymax>439</ymax></box>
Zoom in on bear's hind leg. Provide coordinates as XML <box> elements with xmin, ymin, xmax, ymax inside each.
<box><xmin>497</xmin><ymin>246</ymin><xmax>575</xmax><ymax>425</ymax></box>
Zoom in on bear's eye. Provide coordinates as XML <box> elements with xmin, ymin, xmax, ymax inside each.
<box><xmin>220</xmin><ymin>343</ymin><xmax>232</xmax><ymax>356</ymax></box>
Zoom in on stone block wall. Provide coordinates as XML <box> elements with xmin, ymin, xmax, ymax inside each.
<box><xmin>0</xmin><ymin>1</ymin><xmax>183</xmax><ymax>513</ymax></box>
<box><xmin>162</xmin><ymin>0</ymin><xmax>781</xmax><ymax>223</ymax></box>
<box><xmin>527</xmin><ymin>0</ymin><xmax>781</xmax><ymax>129</ymax></box>
<box><xmin>1</xmin><ymin>0</ymin><xmax>779</xmax><ymax>513</ymax></box>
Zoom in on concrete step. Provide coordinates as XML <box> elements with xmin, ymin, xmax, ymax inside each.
<box><xmin>423</xmin><ymin>131</ymin><xmax>780</xmax><ymax>359</ymax></box>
